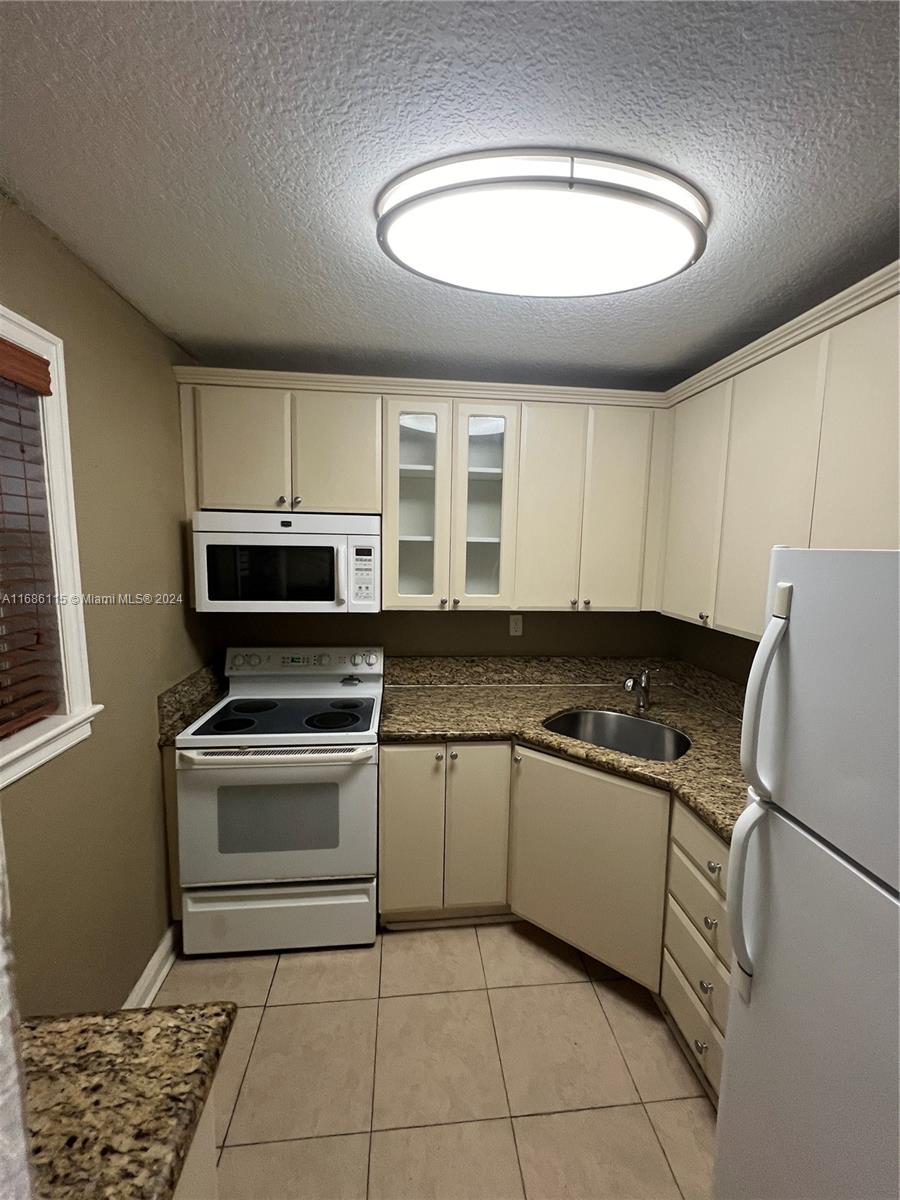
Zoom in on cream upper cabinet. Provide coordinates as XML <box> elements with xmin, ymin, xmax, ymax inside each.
<box><xmin>578</xmin><ymin>407</ymin><xmax>653</xmax><ymax>610</ymax></box>
<box><xmin>508</xmin><ymin>748</ymin><xmax>669</xmax><ymax>991</ymax></box>
<box><xmin>661</xmin><ymin>382</ymin><xmax>732</xmax><ymax>626</ymax></box>
<box><xmin>444</xmin><ymin>742</ymin><xmax>511</xmax><ymax>909</ymax></box>
<box><xmin>450</xmin><ymin>401</ymin><xmax>520</xmax><ymax>608</ymax></box>
<box><xmin>811</xmin><ymin>297</ymin><xmax>900</xmax><ymax>550</ymax></box>
<box><xmin>195</xmin><ymin>386</ymin><xmax>292</xmax><ymax>510</ymax></box>
<box><xmin>193</xmin><ymin>384</ymin><xmax>380</xmax><ymax>512</ymax></box>
<box><xmin>382</xmin><ymin>396</ymin><xmax>453</xmax><ymax>609</ymax></box>
<box><xmin>714</xmin><ymin>336</ymin><xmax>827</xmax><ymax>638</ymax></box>
<box><xmin>514</xmin><ymin>403</ymin><xmax>587</xmax><ymax>609</ymax></box>
<box><xmin>379</xmin><ymin>744</ymin><xmax>446</xmax><ymax>915</ymax></box>
<box><xmin>291</xmin><ymin>390</ymin><xmax>381</xmax><ymax>513</ymax></box>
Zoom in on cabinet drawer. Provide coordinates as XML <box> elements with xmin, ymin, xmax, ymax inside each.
<box><xmin>668</xmin><ymin>844</ymin><xmax>732</xmax><ymax>967</ymax></box>
<box><xmin>661</xmin><ymin>950</ymin><xmax>724</xmax><ymax>1093</ymax></box>
<box><xmin>671</xmin><ymin>802</ymin><xmax>729</xmax><ymax>896</ymax></box>
<box><xmin>664</xmin><ymin>895</ymin><xmax>730</xmax><ymax>1032</ymax></box>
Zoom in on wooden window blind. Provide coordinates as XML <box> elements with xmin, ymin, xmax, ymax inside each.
<box><xmin>0</xmin><ymin>375</ymin><xmax>63</xmax><ymax>739</ymax></box>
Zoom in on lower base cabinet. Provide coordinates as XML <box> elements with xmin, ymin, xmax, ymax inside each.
<box><xmin>508</xmin><ymin>748</ymin><xmax>669</xmax><ymax>991</ymax></box>
<box><xmin>379</xmin><ymin>742</ymin><xmax>511</xmax><ymax>918</ymax></box>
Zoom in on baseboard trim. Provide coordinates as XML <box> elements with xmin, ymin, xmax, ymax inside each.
<box><xmin>122</xmin><ymin>924</ymin><xmax>177</xmax><ymax>1009</ymax></box>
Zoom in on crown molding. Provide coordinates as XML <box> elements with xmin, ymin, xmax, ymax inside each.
<box><xmin>173</xmin><ymin>261</ymin><xmax>898</xmax><ymax>409</ymax></box>
<box><xmin>663</xmin><ymin>261</ymin><xmax>899</xmax><ymax>406</ymax></box>
<box><xmin>172</xmin><ymin>365</ymin><xmax>666</xmax><ymax>407</ymax></box>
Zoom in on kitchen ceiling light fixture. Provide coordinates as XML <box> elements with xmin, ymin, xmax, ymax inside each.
<box><xmin>375</xmin><ymin>149</ymin><xmax>710</xmax><ymax>297</ymax></box>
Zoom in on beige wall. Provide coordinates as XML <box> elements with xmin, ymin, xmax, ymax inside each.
<box><xmin>0</xmin><ymin>199</ymin><xmax>205</xmax><ymax>1015</ymax></box>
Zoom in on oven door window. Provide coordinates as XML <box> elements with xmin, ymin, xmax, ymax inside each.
<box><xmin>206</xmin><ymin>544</ymin><xmax>336</xmax><ymax>603</ymax></box>
<box><xmin>217</xmin><ymin>783</ymin><xmax>339</xmax><ymax>854</ymax></box>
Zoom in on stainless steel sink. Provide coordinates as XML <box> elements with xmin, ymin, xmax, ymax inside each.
<box><xmin>543</xmin><ymin>709</ymin><xmax>692</xmax><ymax>762</ymax></box>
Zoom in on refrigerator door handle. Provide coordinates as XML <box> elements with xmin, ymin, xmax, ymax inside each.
<box><xmin>728</xmin><ymin>793</ymin><xmax>768</xmax><ymax>1000</ymax></box>
<box><xmin>741</xmin><ymin>582</ymin><xmax>793</xmax><ymax>800</ymax></box>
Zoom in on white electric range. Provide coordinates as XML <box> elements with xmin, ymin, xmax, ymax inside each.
<box><xmin>175</xmin><ymin>647</ymin><xmax>382</xmax><ymax>955</ymax></box>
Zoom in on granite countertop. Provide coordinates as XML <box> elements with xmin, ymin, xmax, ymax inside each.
<box><xmin>381</xmin><ymin>659</ymin><xmax>746</xmax><ymax>842</ymax></box>
<box><xmin>22</xmin><ymin>1002</ymin><xmax>235</xmax><ymax>1200</ymax></box>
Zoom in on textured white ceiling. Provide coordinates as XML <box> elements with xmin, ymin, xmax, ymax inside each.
<box><xmin>0</xmin><ymin>1</ymin><xmax>897</xmax><ymax>389</ymax></box>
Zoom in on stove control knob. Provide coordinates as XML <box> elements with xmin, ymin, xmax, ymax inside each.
<box><xmin>248</xmin><ymin>654</ymin><xmax>261</xmax><ymax>667</ymax></box>
<box><xmin>365</xmin><ymin>653</ymin><xmax>378</xmax><ymax>667</ymax></box>
<box><xmin>350</xmin><ymin>653</ymin><xmax>364</xmax><ymax>666</ymax></box>
<box><xmin>317</xmin><ymin>653</ymin><xmax>331</xmax><ymax>666</ymax></box>
<box><xmin>232</xmin><ymin>654</ymin><xmax>245</xmax><ymax>668</ymax></box>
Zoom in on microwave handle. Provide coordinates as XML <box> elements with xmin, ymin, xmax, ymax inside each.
<box><xmin>335</xmin><ymin>545</ymin><xmax>347</xmax><ymax>607</ymax></box>
<box><xmin>178</xmin><ymin>746</ymin><xmax>375</xmax><ymax>768</ymax></box>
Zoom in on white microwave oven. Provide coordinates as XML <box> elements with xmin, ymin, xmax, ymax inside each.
<box><xmin>191</xmin><ymin>512</ymin><xmax>381</xmax><ymax>613</ymax></box>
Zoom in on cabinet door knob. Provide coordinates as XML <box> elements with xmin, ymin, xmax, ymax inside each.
<box><xmin>570</xmin><ymin>598</ymin><xmax>578</xmax><ymax>607</ymax></box>
<box><xmin>452</xmin><ymin>598</ymin><xmax>460</xmax><ymax>607</ymax></box>
<box><xmin>513</xmin><ymin>754</ymin><xmax>522</xmax><ymax>764</ymax></box>
<box><xmin>434</xmin><ymin>752</ymin><xmax>444</xmax><ymax>761</ymax></box>
<box><xmin>292</xmin><ymin>496</ymin><xmax>302</xmax><ymax>506</ymax></box>
<box><xmin>440</xmin><ymin>597</ymin><xmax>448</xmax><ymax>606</ymax></box>
<box><xmin>693</xmin><ymin>1039</ymin><xmax>708</xmax><ymax>1055</ymax></box>
<box><xmin>706</xmin><ymin>860</ymin><xmax>722</xmax><ymax>877</ymax></box>
<box><xmin>698</xmin><ymin>611</ymin><xmax>710</xmax><ymax>622</ymax></box>
<box><xmin>703</xmin><ymin>915</ymin><xmax>718</xmax><ymax>931</ymax></box>
<box><xmin>699</xmin><ymin>979</ymin><xmax>714</xmax><ymax>995</ymax></box>
<box><xmin>449</xmin><ymin>750</ymin><xmax>459</xmax><ymax>760</ymax></box>
<box><xmin>583</xmin><ymin>598</ymin><xmax>591</xmax><ymax>607</ymax></box>
<box><xmin>276</xmin><ymin>495</ymin><xmax>287</xmax><ymax>506</ymax></box>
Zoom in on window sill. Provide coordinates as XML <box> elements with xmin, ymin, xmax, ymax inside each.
<box><xmin>0</xmin><ymin>705</ymin><xmax>104</xmax><ymax>790</ymax></box>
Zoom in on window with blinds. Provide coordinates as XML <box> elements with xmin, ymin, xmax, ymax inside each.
<box><xmin>0</xmin><ymin>375</ymin><xmax>63</xmax><ymax>739</ymax></box>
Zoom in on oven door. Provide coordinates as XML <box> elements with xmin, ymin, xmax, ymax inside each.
<box><xmin>193</xmin><ymin>531</ymin><xmax>349</xmax><ymax>612</ymax></box>
<box><xmin>176</xmin><ymin>746</ymin><xmax>377</xmax><ymax>886</ymax></box>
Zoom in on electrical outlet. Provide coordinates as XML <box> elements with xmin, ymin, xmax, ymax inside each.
<box><xmin>509</xmin><ymin>614</ymin><xmax>524</xmax><ymax>637</ymax></box>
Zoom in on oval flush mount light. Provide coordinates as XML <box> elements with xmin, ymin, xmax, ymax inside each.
<box><xmin>375</xmin><ymin>149</ymin><xmax>709</xmax><ymax>297</ymax></box>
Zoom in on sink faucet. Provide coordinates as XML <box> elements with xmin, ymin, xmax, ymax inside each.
<box><xmin>624</xmin><ymin>669</ymin><xmax>652</xmax><ymax>712</ymax></box>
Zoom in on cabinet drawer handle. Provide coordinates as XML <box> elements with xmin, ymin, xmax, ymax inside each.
<box><xmin>693</xmin><ymin>1039</ymin><xmax>708</xmax><ymax>1055</ymax></box>
<box><xmin>570</xmin><ymin>598</ymin><xmax>578</xmax><ymax>607</ymax></box>
<box><xmin>698</xmin><ymin>611</ymin><xmax>710</xmax><ymax>622</ymax></box>
<box><xmin>699</xmin><ymin>979</ymin><xmax>714</xmax><ymax>995</ymax></box>
<box><xmin>276</xmin><ymin>495</ymin><xmax>287</xmax><ymax>506</ymax></box>
<box><xmin>292</xmin><ymin>496</ymin><xmax>302</xmax><ymax>506</ymax></box>
<box><xmin>706</xmin><ymin>860</ymin><xmax>722</xmax><ymax>877</ymax></box>
<box><xmin>452</xmin><ymin>598</ymin><xmax>460</xmax><ymax>607</ymax></box>
<box><xmin>434</xmin><ymin>752</ymin><xmax>444</xmax><ymax>761</ymax></box>
<box><xmin>440</xmin><ymin>597</ymin><xmax>448</xmax><ymax>606</ymax></box>
<box><xmin>703</xmin><ymin>915</ymin><xmax>718</xmax><ymax>931</ymax></box>
<box><xmin>449</xmin><ymin>750</ymin><xmax>459</xmax><ymax>760</ymax></box>
<box><xmin>513</xmin><ymin>754</ymin><xmax>522</xmax><ymax>764</ymax></box>
<box><xmin>583</xmin><ymin>598</ymin><xmax>591</xmax><ymax>607</ymax></box>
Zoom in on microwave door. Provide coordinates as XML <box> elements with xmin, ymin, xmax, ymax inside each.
<box><xmin>194</xmin><ymin>531</ymin><xmax>344</xmax><ymax>613</ymax></box>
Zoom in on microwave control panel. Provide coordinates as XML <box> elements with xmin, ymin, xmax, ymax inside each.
<box><xmin>352</xmin><ymin>545</ymin><xmax>375</xmax><ymax>604</ymax></box>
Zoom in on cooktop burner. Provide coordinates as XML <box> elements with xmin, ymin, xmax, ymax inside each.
<box><xmin>194</xmin><ymin>696</ymin><xmax>377</xmax><ymax>738</ymax></box>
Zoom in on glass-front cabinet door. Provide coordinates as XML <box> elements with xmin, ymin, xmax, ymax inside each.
<box><xmin>382</xmin><ymin>397</ymin><xmax>452</xmax><ymax>608</ymax></box>
<box><xmin>450</xmin><ymin>402</ymin><xmax>520</xmax><ymax>608</ymax></box>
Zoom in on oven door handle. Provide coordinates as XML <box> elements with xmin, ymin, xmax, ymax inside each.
<box><xmin>177</xmin><ymin>746</ymin><xmax>376</xmax><ymax>768</ymax></box>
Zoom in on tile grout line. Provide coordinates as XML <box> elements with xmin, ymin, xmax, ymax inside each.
<box><xmin>365</xmin><ymin>935</ymin><xmax>384</xmax><ymax>1200</ymax></box>
<box><xmin>259</xmin><ymin>974</ymin><xmax>598</xmax><ymax>1009</ymax></box>
<box><xmin>218</xmin><ymin>955</ymin><xmax>280</xmax><ymax>1158</ymax></box>
<box><xmin>585</xmin><ymin>966</ymin><xmax>686</xmax><ymax>1200</ymax></box>
<box><xmin>476</xmin><ymin>927</ymin><xmax>528</xmax><ymax>1200</ymax></box>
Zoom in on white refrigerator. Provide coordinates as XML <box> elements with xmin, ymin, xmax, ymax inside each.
<box><xmin>714</xmin><ymin>548</ymin><xmax>899</xmax><ymax>1200</ymax></box>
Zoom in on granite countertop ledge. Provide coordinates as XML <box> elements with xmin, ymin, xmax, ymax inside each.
<box><xmin>22</xmin><ymin>1002</ymin><xmax>235</xmax><ymax>1200</ymax></box>
<box><xmin>381</xmin><ymin>678</ymin><xmax>746</xmax><ymax>843</ymax></box>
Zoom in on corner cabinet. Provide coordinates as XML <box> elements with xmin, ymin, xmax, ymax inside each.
<box><xmin>382</xmin><ymin>397</ymin><xmax>519</xmax><ymax>610</ymax></box>
<box><xmin>508</xmin><ymin>748</ymin><xmax>669</xmax><ymax>990</ymax></box>
<box><xmin>379</xmin><ymin>741</ymin><xmax>511</xmax><ymax>919</ymax></box>
<box><xmin>191</xmin><ymin>384</ymin><xmax>382</xmax><ymax>513</ymax></box>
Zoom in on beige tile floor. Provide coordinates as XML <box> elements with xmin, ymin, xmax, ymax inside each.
<box><xmin>156</xmin><ymin>922</ymin><xmax>717</xmax><ymax>1200</ymax></box>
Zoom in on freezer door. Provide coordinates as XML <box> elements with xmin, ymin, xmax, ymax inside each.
<box><xmin>714</xmin><ymin>807</ymin><xmax>899</xmax><ymax>1200</ymax></box>
<box><xmin>754</xmin><ymin>548</ymin><xmax>899</xmax><ymax>890</ymax></box>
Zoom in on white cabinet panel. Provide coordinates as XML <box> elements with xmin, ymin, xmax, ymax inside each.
<box><xmin>379</xmin><ymin>744</ymin><xmax>446</xmax><ymax>914</ymax></box>
<box><xmin>811</xmin><ymin>296</ymin><xmax>900</xmax><ymax>550</ymax></box>
<box><xmin>514</xmin><ymin>402</ymin><xmax>587</xmax><ymax>609</ymax></box>
<box><xmin>578</xmin><ymin>407</ymin><xmax>653</xmax><ymax>610</ymax></box>
<box><xmin>715</xmin><ymin>337</ymin><xmax>826</xmax><ymax>638</ymax></box>
<box><xmin>382</xmin><ymin>397</ymin><xmax>453</xmax><ymax>609</ymax></box>
<box><xmin>291</xmin><ymin>390</ymin><xmax>381</xmax><ymax>513</ymax></box>
<box><xmin>509</xmin><ymin>749</ymin><xmax>669</xmax><ymax>990</ymax></box>
<box><xmin>195</xmin><ymin>386</ymin><xmax>292</xmax><ymax>510</ymax></box>
<box><xmin>444</xmin><ymin>742</ymin><xmax>511</xmax><ymax>908</ymax></box>
<box><xmin>661</xmin><ymin>383</ymin><xmax>731</xmax><ymax>626</ymax></box>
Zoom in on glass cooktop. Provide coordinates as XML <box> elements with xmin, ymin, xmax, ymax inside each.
<box><xmin>193</xmin><ymin>696</ymin><xmax>377</xmax><ymax>738</ymax></box>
